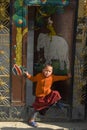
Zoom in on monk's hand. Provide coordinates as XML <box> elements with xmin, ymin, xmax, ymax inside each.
<box><xmin>23</xmin><ymin>71</ymin><xmax>28</xmax><ymax>78</ymax></box>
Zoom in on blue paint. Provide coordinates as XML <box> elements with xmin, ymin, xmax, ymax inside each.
<box><xmin>24</xmin><ymin>0</ymin><xmax>69</xmax><ymax>6</ymax></box>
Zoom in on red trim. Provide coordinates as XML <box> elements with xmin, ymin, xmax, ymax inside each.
<box><xmin>14</xmin><ymin>64</ymin><xmax>22</xmax><ymax>75</ymax></box>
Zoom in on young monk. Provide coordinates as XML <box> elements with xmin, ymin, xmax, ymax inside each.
<box><xmin>24</xmin><ymin>64</ymin><xmax>71</xmax><ymax>127</ymax></box>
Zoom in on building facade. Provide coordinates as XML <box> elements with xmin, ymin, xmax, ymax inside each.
<box><xmin>0</xmin><ymin>0</ymin><xmax>87</xmax><ymax>121</ymax></box>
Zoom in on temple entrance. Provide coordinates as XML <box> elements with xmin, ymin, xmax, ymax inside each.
<box><xmin>27</xmin><ymin>4</ymin><xmax>76</xmax><ymax>103</ymax></box>
<box><xmin>27</xmin><ymin>3</ymin><xmax>77</xmax><ymax>120</ymax></box>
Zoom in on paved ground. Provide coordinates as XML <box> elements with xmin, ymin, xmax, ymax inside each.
<box><xmin>0</xmin><ymin>121</ymin><xmax>87</xmax><ymax>130</ymax></box>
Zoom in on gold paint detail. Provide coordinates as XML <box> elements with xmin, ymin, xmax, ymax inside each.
<box><xmin>0</xmin><ymin>0</ymin><xmax>10</xmax><ymax>107</ymax></box>
<box><xmin>0</xmin><ymin>3</ymin><xmax>9</xmax><ymax>21</ymax></box>
<box><xmin>15</xmin><ymin>27</ymin><xmax>23</xmax><ymax>66</ymax></box>
<box><xmin>23</xmin><ymin>28</ymin><xmax>28</xmax><ymax>36</ymax></box>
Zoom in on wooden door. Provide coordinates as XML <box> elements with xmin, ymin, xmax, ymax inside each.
<box><xmin>11</xmin><ymin>24</ymin><xmax>28</xmax><ymax>106</ymax></box>
<box><xmin>11</xmin><ymin>0</ymin><xmax>28</xmax><ymax>106</ymax></box>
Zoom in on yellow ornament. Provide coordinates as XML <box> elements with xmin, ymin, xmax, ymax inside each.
<box><xmin>18</xmin><ymin>19</ymin><xmax>23</xmax><ymax>24</ymax></box>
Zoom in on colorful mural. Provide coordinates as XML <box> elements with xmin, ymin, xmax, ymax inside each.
<box><xmin>12</xmin><ymin>0</ymin><xmax>28</xmax><ymax>66</ymax></box>
<box><xmin>0</xmin><ymin>0</ymin><xmax>87</xmax><ymax>121</ymax></box>
<box><xmin>35</xmin><ymin>17</ymin><xmax>70</xmax><ymax>75</ymax></box>
<box><xmin>24</xmin><ymin>0</ymin><xmax>69</xmax><ymax>6</ymax></box>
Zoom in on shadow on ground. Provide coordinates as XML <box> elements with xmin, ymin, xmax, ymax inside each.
<box><xmin>1</xmin><ymin>128</ymin><xmax>64</xmax><ymax>130</ymax></box>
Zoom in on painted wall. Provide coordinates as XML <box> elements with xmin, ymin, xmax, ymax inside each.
<box><xmin>0</xmin><ymin>0</ymin><xmax>87</xmax><ymax>121</ymax></box>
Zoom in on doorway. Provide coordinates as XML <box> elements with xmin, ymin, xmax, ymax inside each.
<box><xmin>27</xmin><ymin>4</ymin><xmax>77</xmax><ymax>120</ymax></box>
<box><xmin>27</xmin><ymin>5</ymin><xmax>76</xmax><ymax>105</ymax></box>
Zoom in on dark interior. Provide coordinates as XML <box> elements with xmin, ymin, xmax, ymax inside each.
<box><xmin>28</xmin><ymin>3</ymin><xmax>77</xmax><ymax>105</ymax></box>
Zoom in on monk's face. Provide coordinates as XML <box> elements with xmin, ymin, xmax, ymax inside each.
<box><xmin>42</xmin><ymin>66</ymin><xmax>53</xmax><ymax>78</ymax></box>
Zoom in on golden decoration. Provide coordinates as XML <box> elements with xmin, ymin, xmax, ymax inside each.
<box><xmin>84</xmin><ymin>0</ymin><xmax>87</xmax><ymax>16</ymax></box>
<box><xmin>18</xmin><ymin>19</ymin><xmax>23</xmax><ymax>24</ymax></box>
<box><xmin>15</xmin><ymin>27</ymin><xmax>22</xmax><ymax>66</ymax></box>
<box><xmin>37</xmin><ymin>7</ymin><xmax>49</xmax><ymax>17</ymax></box>
<box><xmin>0</xmin><ymin>0</ymin><xmax>10</xmax><ymax>2</ymax></box>
<box><xmin>0</xmin><ymin>80</ymin><xmax>6</xmax><ymax>86</ymax></box>
<box><xmin>5</xmin><ymin>89</ymin><xmax>9</xmax><ymax>93</ymax></box>
<box><xmin>0</xmin><ymin>96</ymin><xmax>9</xmax><ymax>106</ymax></box>
<box><xmin>0</xmin><ymin>0</ymin><xmax>10</xmax><ymax>107</ymax></box>
<box><xmin>23</xmin><ymin>28</ymin><xmax>28</xmax><ymax>36</ymax></box>
<box><xmin>78</xmin><ymin>0</ymin><xmax>84</xmax><ymax>17</ymax></box>
<box><xmin>0</xmin><ymin>66</ymin><xmax>5</xmax><ymax>71</ymax></box>
<box><xmin>15</xmin><ymin>27</ymin><xmax>28</xmax><ymax>66</ymax></box>
<box><xmin>0</xmin><ymin>50</ymin><xmax>5</xmax><ymax>54</ymax></box>
<box><xmin>0</xmin><ymin>24</ymin><xmax>4</xmax><ymax>29</ymax></box>
<box><xmin>0</xmin><ymin>96</ymin><xmax>7</xmax><ymax>101</ymax></box>
<box><xmin>19</xmin><ymin>0</ymin><xmax>24</xmax><ymax>6</ymax></box>
<box><xmin>0</xmin><ymin>3</ymin><xmax>9</xmax><ymax>21</ymax></box>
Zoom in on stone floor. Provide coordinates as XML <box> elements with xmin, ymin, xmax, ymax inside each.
<box><xmin>0</xmin><ymin>121</ymin><xmax>87</xmax><ymax>130</ymax></box>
